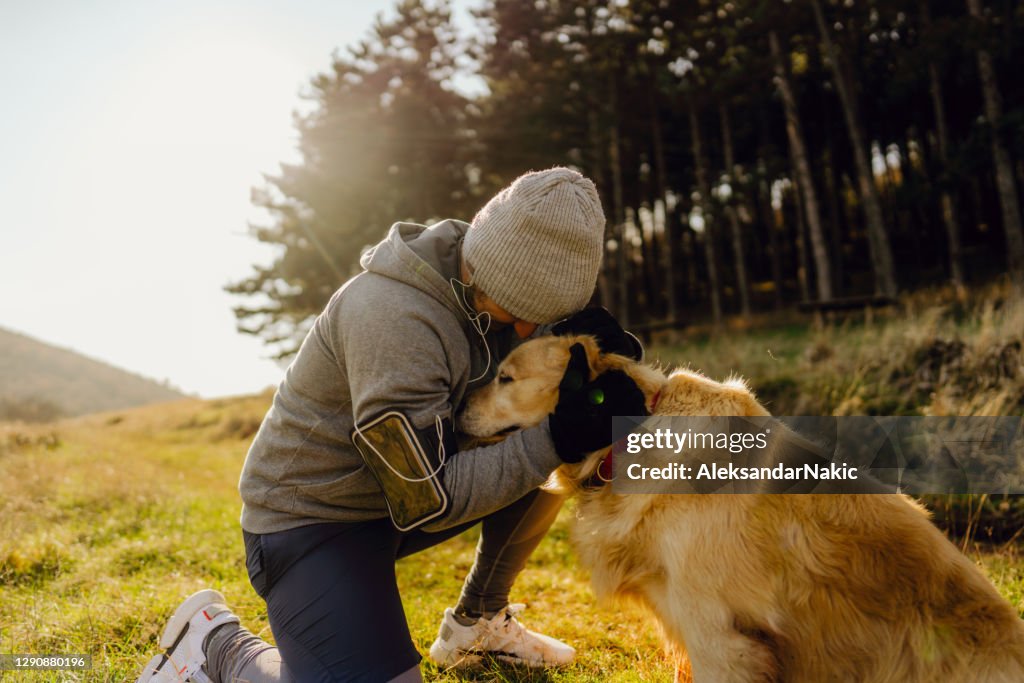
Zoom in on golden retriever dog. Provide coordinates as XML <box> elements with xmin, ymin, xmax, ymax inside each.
<box><xmin>458</xmin><ymin>334</ymin><xmax>1024</xmax><ymax>683</ymax></box>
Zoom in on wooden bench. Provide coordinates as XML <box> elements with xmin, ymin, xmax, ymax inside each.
<box><xmin>797</xmin><ymin>296</ymin><xmax>898</xmax><ymax>314</ymax></box>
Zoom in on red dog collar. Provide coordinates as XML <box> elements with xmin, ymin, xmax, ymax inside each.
<box><xmin>586</xmin><ymin>387</ymin><xmax>661</xmax><ymax>489</ymax></box>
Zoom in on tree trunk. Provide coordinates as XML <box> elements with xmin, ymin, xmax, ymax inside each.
<box><xmin>608</xmin><ymin>71</ymin><xmax>630</xmax><ymax>325</ymax></box>
<box><xmin>635</xmin><ymin>204</ymin><xmax>658</xmax><ymax>317</ymax></box>
<box><xmin>792</xmin><ymin>169</ymin><xmax>812</xmax><ymax>302</ymax></box>
<box><xmin>823</xmin><ymin>143</ymin><xmax>845</xmax><ymax>294</ymax></box>
<box><xmin>688</xmin><ymin>99</ymin><xmax>723</xmax><ymax>326</ymax></box>
<box><xmin>681</xmin><ymin>222</ymin><xmax>699</xmax><ymax>304</ymax></box>
<box><xmin>930</xmin><ymin>64</ymin><xmax>967</xmax><ymax>289</ymax></box>
<box><xmin>966</xmin><ymin>0</ymin><xmax>1024</xmax><ymax>280</ymax></box>
<box><xmin>587</xmin><ymin>94</ymin><xmax>613</xmax><ymax>310</ymax></box>
<box><xmin>920</xmin><ymin>0</ymin><xmax>965</xmax><ymax>292</ymax></box>
<box><xmin>810</xmin><ymin>0</ymin><xmax>898</xmax><ymax>297</ymax></box>
<box><xmin>718</xmin><ymin>103</ymin><xmax>752</xmax><ymax>317</ymax></box>
<box><xmin>758</xmin><ymin>161</ymin><xmax>785</xmax><ymax>309</ymax></box>
<box><xmin>769</xmin><ymin>30</ymin><xmax>833</xmax><ymax>302</ymax></box>
<box><xmin>649</xmin><ymin>77</ymin><xmax>678</xmax><ymax>322</ymax></box>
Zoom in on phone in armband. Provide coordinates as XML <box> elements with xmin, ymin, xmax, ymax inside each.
<box><xmin>351</xmin><ymin>411</ymin><xmax>450</xmax><ymax>531</ymax></box>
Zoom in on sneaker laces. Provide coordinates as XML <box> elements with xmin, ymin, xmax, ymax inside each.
<box><xmin>482</xmin><ymin>603</ymin><xmax>529</xmax><ymax>650</ymax></box>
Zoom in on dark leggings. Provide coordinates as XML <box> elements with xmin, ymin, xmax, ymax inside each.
<box><xmin>217</xmin><ymin>488</ymin><xmax>564</xmax><ymax>683</ymax></box>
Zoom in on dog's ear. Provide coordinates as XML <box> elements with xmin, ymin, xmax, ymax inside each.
<box><xmin>579</xmin><ymin>336</ymin><xmax>604</xmax><ymax>379</ymax></box>
<box><xmin>723</xmin><ymin>376</ymin><xmax>772</xmax><ymax>417</ymax></box>
<box><xmin>549</xmin><ymin>335</ymin><xmax>602</xmax><ymax>380</ymax></box>
<box><xmin>740</xmin><ymin>392</ymin><xmax>771</xmax><ymax>417</ymax></box>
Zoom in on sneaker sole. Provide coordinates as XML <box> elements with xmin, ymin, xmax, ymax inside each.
<box><xmin>429</xmin><ymin>643</ymin><xmax>555</xmax><ymax>669</ymax></box>
<box><xmin>428</xmin><ymin>641</ymin><xmax>481</xmax><ymax>668</ymax></box>
<box><xmin>159</xmin><ymin>589</ymin><xmax>227</xmax><ymax>650</ymax></box>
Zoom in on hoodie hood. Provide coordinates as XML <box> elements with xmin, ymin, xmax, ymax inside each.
<box><xmin>359</xmin><ymin>220</ymin><xmax>471</xmax><ymax>327</ymax></box>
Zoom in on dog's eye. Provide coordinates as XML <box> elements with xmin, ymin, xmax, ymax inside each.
<box><xmin>498</xmin><ymin>374</ymin><xmax>513</xmax><ymax>384</ymax></box>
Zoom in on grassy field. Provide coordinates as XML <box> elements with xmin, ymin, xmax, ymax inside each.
<box><xmin>1</xmin><ymin>285</ymin><xmax>1022</xmax><ymax>681</ymax></box>
<box><xmin>0</xmin><ymin>396</ymin><xmax>674</xmax><ymax>682</ymax></box>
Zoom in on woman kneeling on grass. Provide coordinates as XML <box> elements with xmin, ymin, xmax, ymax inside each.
<box><xmin>136</xmin><ymin>167</ymin><xmax>646</xmax><ymax>683</ymax></box>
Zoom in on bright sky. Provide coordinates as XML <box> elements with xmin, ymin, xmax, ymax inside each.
<box><xmin>0</xmin><ymin>0</ymin><xmax>478</xmax><ymax>398</ymax></box>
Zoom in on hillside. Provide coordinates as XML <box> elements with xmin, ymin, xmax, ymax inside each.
<box><xmin>0</xmin><ymin>326</ymin><xmax>186</xmax><ymax>420</ymax></box>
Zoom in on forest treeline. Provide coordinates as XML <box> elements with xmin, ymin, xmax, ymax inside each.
<box><xmin>227</xmin><ymin>0</ymin><xmax>1024</xmax><ymax>356</ymax></box>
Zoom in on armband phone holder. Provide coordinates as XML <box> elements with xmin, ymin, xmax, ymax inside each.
<box><xmin>351</xmin><ymin>411</ymin><xmax>450</xmax><ymax>531</ymax></box>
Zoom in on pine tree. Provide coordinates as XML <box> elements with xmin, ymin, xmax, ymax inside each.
<box><xmin>227</xmin><ymin>0</ymin><xmax>475</xmax><ymax>356</ymax></box>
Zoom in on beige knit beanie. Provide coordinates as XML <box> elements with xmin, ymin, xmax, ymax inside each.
<box><xmin>463</xmin><ymin>167</ymin><xmax>606</xmax><ymax>324</ymax></box>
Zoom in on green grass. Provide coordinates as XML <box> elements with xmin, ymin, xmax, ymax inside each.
<box><xmin>1</xmin><ymin>397</ymin><xmax>1021</xmax><ymax>683</ymax></box>
<box><xmin>2</xmin><ymin>284</ymin><xmax>1023</xmax><ymax>681</ymax></box>
<box><xmin>0</xmin><ymin>397</ymin><xmax>671</xmax><ymax>682</ymax></box>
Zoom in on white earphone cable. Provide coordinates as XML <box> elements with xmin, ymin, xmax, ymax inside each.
<box><xmin>450</xmin><ymin>276</ymin><xmax>493</xmax><ymax>384</ymax></box>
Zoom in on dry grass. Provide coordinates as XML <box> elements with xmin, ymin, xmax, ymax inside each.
<box><xmin>2</xmin><ymin>284</ymin><xmax>1022</xmax><ymax>681</ymax></box>
<box><xmin>653</xmin><ymin>282</ymin><xmax>1024</xmax><ymax>417</ymax></box>
<box><xmin>0</xmin><ymin>396</ymin><xmax>670</xmax><ymax>682</ymax></box>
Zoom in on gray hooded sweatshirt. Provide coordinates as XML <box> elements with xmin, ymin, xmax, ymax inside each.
<box><xmin>239</xmin><ymin>220</ymin><xmax>563</xmax><ymax>535</ymax></box>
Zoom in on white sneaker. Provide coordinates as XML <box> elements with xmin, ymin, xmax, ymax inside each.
<box><xmin>136</xmin><ymin>655</ymin><xmax>183</xmax><ymax>683</ymax></box>
<box><xmin>135</xmin><ymin>589</ymin><xmax>239</xmax><ymax>683</ymax></box>
<box><xmin>428</xmin><ymin>603</ymin><xmax>575</xmax><ymax>669</ymax></box>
